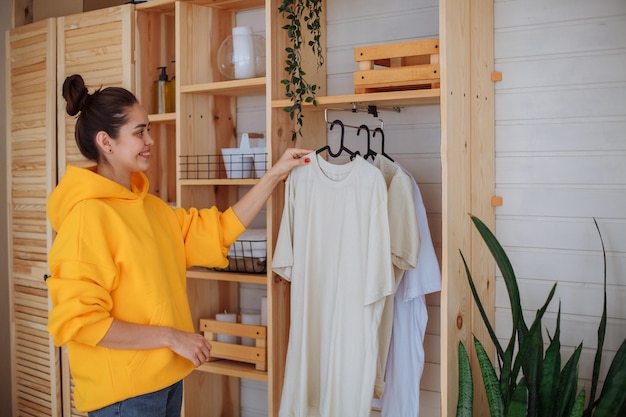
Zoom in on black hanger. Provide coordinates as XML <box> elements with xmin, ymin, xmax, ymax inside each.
<box><xmin>359</xmin><ymin>124</ymin><xmax>376</xmax><ymax>161</ymax></box>
<box><xmin>373</xmin><ymin>127</ymin><xmax>394</xmax><ymax>162</ymax></box>
<box><xmin>317</xmin><ymin>119</ymin><xmax>360</xmax><ymax>159</ymax></box>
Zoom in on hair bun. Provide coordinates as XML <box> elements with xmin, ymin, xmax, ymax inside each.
<box><xmin>62</xmin><ymin>74</ymin><xmax>90</xmax><ymax>116</ymax></box>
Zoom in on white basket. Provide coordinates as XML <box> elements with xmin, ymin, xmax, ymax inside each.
<box><xmin>222</xmin><ymin>133</ymin><xmax>254</xmax><ymax>178</ymax></box>
<box><xmin>221</xmin><ymin>133</ymin><xmax>267</xmax><ymax>179</ymax></box>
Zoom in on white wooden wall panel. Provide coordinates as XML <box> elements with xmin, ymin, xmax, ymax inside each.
<box><xmin>494</xmin><ymin>0</ymin><xmax>626</xmax><ymax>393</ymax></box>
<box><xmin>240</xmin><ymin>378</ymin><xmax>268</xmax><ymax>417</ymax></box>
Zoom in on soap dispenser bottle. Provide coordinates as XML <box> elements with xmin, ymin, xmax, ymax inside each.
<box><xmin>153</xmin><ymin>66</ymin><xmax>171</xmax><ymax>114</ymax></box>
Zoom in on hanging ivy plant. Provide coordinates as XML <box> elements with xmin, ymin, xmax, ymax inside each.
<box><xmin>278</xmin><ymin>0</ymin><xmax>324</xmax><ymax>141</ymax></box>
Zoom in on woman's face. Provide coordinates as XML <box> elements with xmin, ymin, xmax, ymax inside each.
<box><xmin>108</xmin><ymin>103</ymin><xmax>154</xmax><ymax>175</ymax></box>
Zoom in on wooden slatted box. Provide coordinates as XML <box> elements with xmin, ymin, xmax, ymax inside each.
<box><xmin>200</xmin><ymin>318</ymin><xmax>267</xmax><ymax>371</ymax></box>
<box><xmin>353</xmin><ymin>38</ymin><xmax>440</xmax><ymax>93</ymax></box>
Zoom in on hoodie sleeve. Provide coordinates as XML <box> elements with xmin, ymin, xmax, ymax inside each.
<box><xmin>174</xmin><ymin>206</ymin><xmax>246</xmax><ymax>269</ymax></box>
<box><xmin>46</xmin><ymin>202</ymin><xmax>118</xmax><ymax>347</ymax></box>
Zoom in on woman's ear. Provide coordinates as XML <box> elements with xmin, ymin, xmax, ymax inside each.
<box><xmin>95</xmin><ymin>131</ymin><xmax>113</xmax><ymax>154</ymax></box>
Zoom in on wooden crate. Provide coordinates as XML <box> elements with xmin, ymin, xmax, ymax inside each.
<box><xmin>200</xmin><ymin>318</ymin><xmax>268</xmax><ymax>371</ymax></box>
<box><xmin>353</xmin><ymin>38</ymin><xmax>440</xmax><ymax>94</ymax></box>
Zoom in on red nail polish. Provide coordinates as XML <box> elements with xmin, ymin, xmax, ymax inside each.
<box><xmin>304</xmin><ymin>157</ymin><xmax>311</xmax><ymax>163</ymax></box>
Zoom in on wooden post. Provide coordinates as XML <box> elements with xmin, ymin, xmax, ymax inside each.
<box><xmin>440</xmin><ymin>0</ymin><xmax>495</xmax><ymax>415</ymax></box>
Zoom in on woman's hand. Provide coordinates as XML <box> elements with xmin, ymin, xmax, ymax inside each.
<box><xmin>269</xmin><ymin>148</ymin><xmax>314</xmax><ymax>182</ymax></box>
<box><xmin>168</xmin><ymin>329</ymin><xmax>212</xmax><ymax>368</ymax></box>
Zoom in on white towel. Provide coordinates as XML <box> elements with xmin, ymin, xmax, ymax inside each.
<box><xmin>228</xmin><ymin>228</ymin><xmax>267</xmax><ymax>260</ymax></box>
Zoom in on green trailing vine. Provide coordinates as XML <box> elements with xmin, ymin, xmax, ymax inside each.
<box><xmin>278</xmin><ymin>0</ymin><xmax>324</xmax><ymax>141</ymax></box>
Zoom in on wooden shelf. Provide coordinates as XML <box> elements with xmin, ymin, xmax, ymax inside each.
<box><xmin>193</xmin><ymin>0</ymin><xmax>265</xmax><ymax>11</ymax></box>
<box><xmin>135</xmin><ymin>0</ymin><xmax>176</xmax><ymax>12</ymax></box>
<box><xmin>187</xmin><ymin>267</ymin><xmax>267</xmax><ymax>285</ymax></box>
<box><xmin>136</xmin><ymin>0</ymin><xmax>264</xmax><ymax>12</ymax></box>
<box><xmin>148</xmin><ymin>112</ymin><xmax>176</xmax><ymax>124</ymax></box>
<box><xmin>180</xmin><ymin>78</ymin><xmax>266</xmax><ymax>96</ymax></box>
<box><xmin>179</xmin><ymin>178</ymin><xmax>260</xmax><ymax>186</ymax></box>
<box><xmin>196</xmin><ymin>359</ymin><xmax>268</xmax><ymax>382</ymax></box>
<box><xmin>272</xmin><ymin>88</ymin><xmax>441</xmax><ymax>110</ymax></box>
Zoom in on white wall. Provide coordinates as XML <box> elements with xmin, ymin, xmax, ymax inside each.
<box><xmin>493</xmin><ymin>0</ymin><xmax>626</xmax><ymax>391</ymax></box>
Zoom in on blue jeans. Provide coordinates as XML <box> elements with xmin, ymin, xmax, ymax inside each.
<box><xmin>88</xmin><ymin>380</ymin><xmax>183</xmax><ymax>417</ymax></box>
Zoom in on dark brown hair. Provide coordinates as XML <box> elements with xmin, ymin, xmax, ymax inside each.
<box><xmin>62</xmin><ymin>74</ymin><xmax>138</xmax><ymax>161</ymax></box>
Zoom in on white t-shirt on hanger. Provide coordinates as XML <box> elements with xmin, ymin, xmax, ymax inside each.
<box><xmin>378</xmin><ymin>165</ymin><xmax>442</xmax><ymax>417</ymax></box>
<box><xmin>372</xmin><ymin>154</ymin><xmax>420</xmax><ymax>399</ymax></box>
<box><xmin>273</xmin><ymin>152</ymin><xmax>394</xmax><ymax>417</ymax></box>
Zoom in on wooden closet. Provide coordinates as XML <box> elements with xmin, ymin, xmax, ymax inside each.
<box><xmin>7</xmin><ymin>5</ymin><xmax>134</xmax><ymax>416</ymax></box>
<box><xmin>6</xmin><ymin>0</ymin><xmax>496</xmax><ymax>416</ymax></box>
<box><xmin>7</xmin><ymin>17</ymin><xmax>61</xmax><ymax>417</ymax></box>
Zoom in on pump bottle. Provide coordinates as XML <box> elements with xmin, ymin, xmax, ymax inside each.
<box><xmin>153</xmin><ymin>66</ymin><xmax>172</xmax><ymax>114</ymax></box>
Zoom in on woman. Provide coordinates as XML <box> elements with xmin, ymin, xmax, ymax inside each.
<box><xmin>46</xmin><ymin>74</ymin><xmax>311</xmax><ymax>416</ymax></box>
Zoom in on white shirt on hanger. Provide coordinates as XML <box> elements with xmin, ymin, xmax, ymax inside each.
<box><xmin>378</xmin><ymin>165</ymin><xmax>442</xmax><ymax>417</ymax></box>
<box><xmin>273</xmin><ymin>152</ymin><xmax>394</xmax><ymax>417</ymax></box>
<box><xmin>372</xmin><ymin>154</ymin><xmax>420</xmax><ymax>399</ymax></box>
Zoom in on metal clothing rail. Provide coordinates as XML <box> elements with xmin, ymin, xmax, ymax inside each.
<box><xmin>323</xmin><ymin>105</ymin><xmax>401</xmax><ymax>131</ymax></box>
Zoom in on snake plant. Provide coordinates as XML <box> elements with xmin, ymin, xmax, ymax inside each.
<box><xmin>457</xmin><ymin>215</ymin><xmax>626</xmax><ymax>417</ymax></box>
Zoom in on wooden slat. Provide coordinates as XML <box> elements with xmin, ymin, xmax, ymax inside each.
<box><xmin>57</xmin><ymin>5</ymin><xmax>134</xmax><ymax>179</ymax></box>
<box><xmin>53</xmin><ymin>6</ymin><xmax>135</xmax><ymax>415</ymax></box>
<box><xmin>439</xmin><ymin>0</ymin><xmax>472</xmax><ymax>415</ymax></box>
<box><xmin>7</xmin><ymin>17</ymin><xmax>61</xmax><ymax>417</ymax></box>
<box><xmin>354</xmin><ymin>38</ymin><xmax>440</xmax><ymax>62</ymax></box>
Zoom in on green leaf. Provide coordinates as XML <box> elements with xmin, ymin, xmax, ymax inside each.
<box><xmin>569</xmin><ymin>390</ymin><xmax>585</xmax><ymax>417</ymax></box>
<box><xmin>456</xmin><ymin>342</ymin><xmax>473</xmax><ymax>417</ymax></box>
<box><xmin>593</xmin><ymin>336</ymin><xmax>626</xmax><ymax>417</ymax></box>
<box><xmin>513</xmin><ymin>310</ymin><xmax>545</xmax><ymax>417</ymax></box>
<box><xmin>469</xmin><ymin>215</ymin><xmax>528</xmax><ymax>339</ymax></box>
<box><xmin>555</xmin><ymin>343</ymin><xmax>582</xmax><ymax>417</ymax></box>
<box><xmin>525</xmin><ymin>285</ymin><xmax>557</xmax><ymax>416</ymax></box>
<box><xmin>475</xmin><ymin>336</ymin><xmax>505</xmax><ymax>417</ymax></box>
<box><xmin>500</xmin><ymin>348</ymin><xmax>515</xmax><ymax>407</ymax></box>
<box><xmin>585</xmin><ymin>218</ymin><xmax>608</xmax><ymax>417</ymax></box>
<box><xmin>467</xmin><ymin>214</ymin><xmax>527</xmax><ymax>407</ymax></box>
<box><xmin>460</xmin><ymin>251</ymin><xmax>504</xmax><ymax>360</ymax></box>
<box><xmin>506</xmin><ymin>378</ymin><xmax>528</xmax><ymax>417</ymax></box>
<box><xmin>539</xmin><ymin>304</ymin><xmax>562</xmax><ymax>417</ymax></box>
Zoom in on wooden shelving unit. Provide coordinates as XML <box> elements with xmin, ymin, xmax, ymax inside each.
<box><xmin>5</xmin><ymin>0</ymin><xmax>494</xmax><ymax>415</ymax></box>
<box><xmin>136</xmin><ymin>0</ymin><xmax>273</xmax><ymax>415</ymax></box>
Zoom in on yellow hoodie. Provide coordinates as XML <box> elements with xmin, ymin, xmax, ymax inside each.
<box><xmin>46</xmin><ymin>165</ymin><xmax>245</xmax><ymax>412</ymax></box>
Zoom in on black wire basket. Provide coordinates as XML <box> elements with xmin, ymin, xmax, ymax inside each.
<box><xmin>180</xmin><ymin>152</ymin><xmax>268</xmax><ymax>180</ymax></box>
<box><xmin>215</xmin><ymin>237</ymin><xmax>267</xmax><ymax>274</ymax></box>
